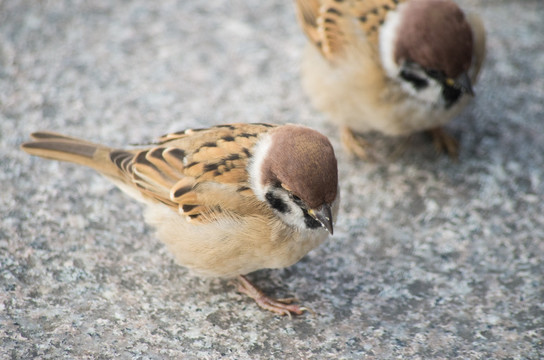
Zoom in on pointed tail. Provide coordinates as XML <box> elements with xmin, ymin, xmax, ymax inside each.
<box><xmin>21</xmin><ymin>132</ymin><xmax>126</xmax><ymax>180</ymax></box>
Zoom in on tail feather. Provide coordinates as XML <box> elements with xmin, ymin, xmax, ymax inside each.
<box><xmin>29</xmin><ymin>131</ymin><xmax>97</xmax><ymax>144</ymax></box>
<box><xmin>22</xmin><ymin>138</ymin><xmax>98</xmax><ymax>160</ymax></box>
<box><xmin>21</xmin><ymin>132</ymin><xmax>125</xmax><ymax>179</ymax></box>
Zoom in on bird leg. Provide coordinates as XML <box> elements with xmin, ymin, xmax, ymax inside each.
<box><xmin>427</xmin><ymin>127</ymin><xmax>459</xmax><ymax>159</ymax></box>
<box><xmin>341</xmin><ymin>126</ymin><xmax>371</xmax><ymax>160</ymax></box>
<box><xmin>236</xmin><ymin>275</ymin><xmax>310</xmax><ymax>317</ymax></box>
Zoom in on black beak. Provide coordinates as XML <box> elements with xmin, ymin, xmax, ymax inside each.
<box><xmin>455</xmin><ymin>72</ymin><xmax>474</xmax><ymax>96</ymax></box>
<box><xmin>309</xmin><ymin>204</ymin><xmax>334</xmax><ymax>235</ymax></box>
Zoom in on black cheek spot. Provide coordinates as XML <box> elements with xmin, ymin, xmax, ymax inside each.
<box><xmin>265</xmin><ymin>192</ymin><xmax>288</xmax><ymax>214</ymax></box>
<box><xmin>400</xmin><ymin>70</ymin><xmax>429</xmax><ymax>90</ymax></box>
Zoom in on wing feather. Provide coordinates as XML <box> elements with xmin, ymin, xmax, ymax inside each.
<box><xmin>23</xmin><ymin>123</ymin><xmax>277</xmax><ymax>224</ymax></box>
<box><xmin>126</xmin><ymin>123</ymin><xmax>276</xmax><ymax>223</ymax></box>
<box><xmin>295</xmin><ymin>0</ymin><xmax>407</xmax><ymax>60</ymax></box>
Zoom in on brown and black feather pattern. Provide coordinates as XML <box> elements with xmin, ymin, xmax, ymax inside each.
<box><xmin>21</xmin><ymin>123</ymin><xmax>278</xmax><ymax>223</ymax></box>
<box><xmin>295</xmin><ymin>0</ymin><xmax>407</xmax><ymax>60</ymax></box>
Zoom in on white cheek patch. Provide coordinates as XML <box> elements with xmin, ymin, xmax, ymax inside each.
<box><xmin>265</xmin><ymin>187</ymin><xmax>309</xmax><ymax>231</ymax></box>
<box><xmin>247</xmin><ymin>131</ymin><xmax>334</xmax><ymax>233</ymax></box>
<box><xmin>400</xmin><ymin>77</ymin><xmax>444</xmax><ymax>105</ymax></box>
<box><xmin>379</xmin><ymin>3</ymin><xmax>446</xmax><ymax>106</ymax></box>
<box><xmin>281</xmin><ymin>207</ymin><xmax>307</xmax><ymax>231</ymax></box>
<box><xmin>379</xmin><ymin>3</ymin><xmax>406</xmax><ymax>79</ymax></box>
<box><xmin>247</xmin><ymin>133</ymin><xmax>272</xmax><ymax>202</ymax></box>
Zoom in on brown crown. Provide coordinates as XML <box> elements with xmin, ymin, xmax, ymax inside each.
<box><xmin>260</xmin><ymin>125</ymin><xmax>338</xmax><ymax>209</ymax></box>
<box><xmin>394</xmin><ymin>0</ymin><xmax>473</xmax><ymax>78</ymax></box>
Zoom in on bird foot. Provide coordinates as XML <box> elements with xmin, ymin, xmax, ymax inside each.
<box><xmin>341</xmin><ymin>127</ymin><xmax>372</xmax><ymax>161</ymax></box>
<box><xmin>428</xmin><ymin>127</ymin><xmax>459</xmax><ymax>159</ymax></box>
<box><xmin>236</xmin><ymin>275</ymin><xmax>311</xmax><ymax>318</ymax></box>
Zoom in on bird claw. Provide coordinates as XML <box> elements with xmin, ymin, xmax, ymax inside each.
<box><xmin>275</xmin><ymin>297</ymin><xmax>297</xmax><ymax>304</ymax></box>
<box><xmin>341</xmin><ymin>127</ymin><xmax>372</xmax><ymax>161</ymax></box>
<box><xmin>428</xmin><ymin>127</ymin><xmax>459</xmax><ymax>159</ymax></box>
<box><xmin>236</xmin><ymin>275</ymin><xmax>312</xmax><ymax>317</ymax></box>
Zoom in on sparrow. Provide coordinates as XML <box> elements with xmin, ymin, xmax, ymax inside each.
<box><xmin>295</xmin><ymin>0</ymin><xmax>486</xmax><ymax>159</ymax></box>
<box><xmin>21</xmin><ymin>123</ymin><xmax>339</xmax><ymax>316</ymax></box>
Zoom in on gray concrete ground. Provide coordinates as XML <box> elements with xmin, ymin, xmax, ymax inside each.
<box><xmin>1</xmin><ymin>0</ymin><xmax>543</xmax><ymax>358</ymax></box>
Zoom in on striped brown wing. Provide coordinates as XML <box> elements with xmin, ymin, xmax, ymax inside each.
<box><xmin>295</xmin><ymin>0</ymin><xmax>348</xmax><ymax>61</ymax></box>
<box><xmin>295</xmin><ymin>0</ymin><xmax>407</xmax><ymax>60</ymax></box>
<box><xmin>113</xmin><ymin>123</ymin><xmax>277</xmax><ymax>222</ymax></box>
<box><xmin>349</xmin><ymin>0</ymin><xmax>406</xmax><ymax>48</ymax></box>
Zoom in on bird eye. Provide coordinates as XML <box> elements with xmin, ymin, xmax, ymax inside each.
<box><xmin>424</xmin><ymin>69</ymin><xmax>445</xmax><ymax>81</ymax></box>
<box><xmin>291</xmin><ymin>194</ymin><xmax>301</xmax><ymax>202</ymax></box>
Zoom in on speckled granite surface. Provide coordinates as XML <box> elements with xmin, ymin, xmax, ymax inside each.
<box><xmin>1</xmin><ymin>0</ymin><xmax>543</xmax><ymax>358</ymax></box>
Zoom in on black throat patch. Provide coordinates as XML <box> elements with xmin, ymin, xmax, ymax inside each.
<box><xmin>441</xmin><ymin>85</ymin><xmax>462</xmax><ymax>108</ymax></box>
<box><xmin>265</xmin><ymin>191</ymin><xmax>288</xmax><ymax>214</ymax></box>
<box><xmin>303</xmin><ymin>211</ymin><xmax>322</xmax><ymax>229</ymax></box>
